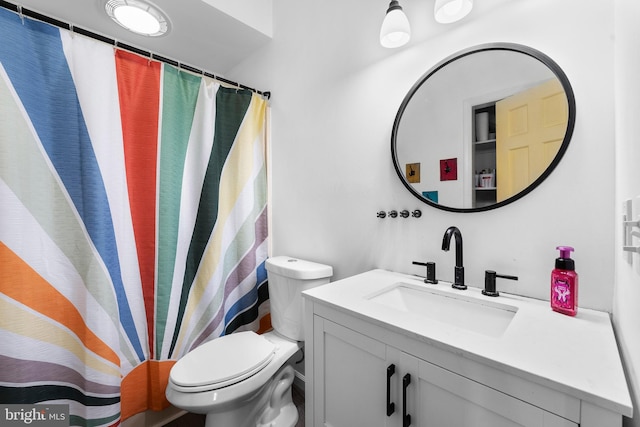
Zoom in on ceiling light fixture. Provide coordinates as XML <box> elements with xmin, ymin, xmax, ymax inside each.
<box><xmin>380</xmin><ymin>0</ymin><xmax>411</xmax><ymax>49</ymax></box>
<box><xmin>434</xmin><ymin>0</ymin><xmax>473</xmax><ymax>24</ymax></box>
<box><xmin>105</xmin><ymin>0</ymin><xmax>170</xmax><ymax>37</ymax></box>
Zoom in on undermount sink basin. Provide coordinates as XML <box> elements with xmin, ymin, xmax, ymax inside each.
<box><xmin>366</xmin><ymin>282</ymin><xmax>518</xmax><ymax>337</ymax></box>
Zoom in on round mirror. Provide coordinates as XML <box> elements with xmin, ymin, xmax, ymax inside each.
<box><xmin>392</xmin><ymin>43</ymin><xmax>576</xmax><ymax>212</ymax></box>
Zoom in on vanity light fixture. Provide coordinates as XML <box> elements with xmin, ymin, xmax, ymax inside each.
<box><xmin>380</xmin><ymin>0</ymin><xmax>411</xmax><ymax>48</ymax></box>
<box><xmin>381</xmin><ymin>0</ymin><xmax>473</xmax><ymax>48</ymax></box>
<box><xmin>105</xmin><ymin>0</ymin><xmax>170</xmax><ymax>37</ymax></box>
<box><xmin>434</xmin><ymin>0</ymin><xmax>473</xmax><ymax>24</ymax></box>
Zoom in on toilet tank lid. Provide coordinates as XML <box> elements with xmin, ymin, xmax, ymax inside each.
<box><xmin>265</xmin><ymin>256</ymin><xmax>333</xmax><ymax>280</ymax></box>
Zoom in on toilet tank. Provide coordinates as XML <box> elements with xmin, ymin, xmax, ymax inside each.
<box><xmin>265</xmin><ymin>256</ymin><xmax>333</xmax><ymax>341</ymax></box>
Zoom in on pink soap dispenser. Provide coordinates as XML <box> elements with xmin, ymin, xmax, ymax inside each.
<box><xmin>551</xmin><ymin>246</ymin><xmax>578</xmax><ymax>316</ymax></box>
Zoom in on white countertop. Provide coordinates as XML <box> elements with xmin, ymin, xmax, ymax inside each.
<box><xmin>303</xmin><ymin>269</ymin><xmax>633</xmax><ymax>417</ymax></box>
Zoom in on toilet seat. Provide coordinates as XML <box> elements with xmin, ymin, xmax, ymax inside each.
<box><xmin>169</xmin><ymin>331</ymin><xmax>276</xmax><ymax>392</ymax></box>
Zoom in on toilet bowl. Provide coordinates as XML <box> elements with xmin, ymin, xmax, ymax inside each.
<box><xmin>165</xmin><ymin>256</ymin><xmax>332</xmax><ymax>427</ymax></box>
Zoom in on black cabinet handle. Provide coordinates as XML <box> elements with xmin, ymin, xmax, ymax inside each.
<box><xmin>386</xmin><ymin>364</ymin><xmax>396</xmax><ymax>416</ymax></box>
<box><xmin>403</xmin><ymin>373</ymin><xmax>411</xmax><ymax>427</ymax></box>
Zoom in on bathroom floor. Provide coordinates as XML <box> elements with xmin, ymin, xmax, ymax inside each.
<box><xmin>292</xmin><ymin>383</ymin><xmax>305</xmax><ymax>426</ymax></box>
<box><xmin>163</xmin><ymin>384</ymin><xmax>305</xmax><ymax>427</ymax></box>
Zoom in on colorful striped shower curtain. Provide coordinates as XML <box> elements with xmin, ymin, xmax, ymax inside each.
<box><xmin>0</xmin><ymin>7</ymin><xmax>270</xmax><ymax>426</ymax></box>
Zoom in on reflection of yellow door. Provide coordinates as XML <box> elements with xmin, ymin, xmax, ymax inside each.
<box><xmin>496</xmin><ymin>79</ymin><xmax>567</xmax><ymax>202</ymax></box>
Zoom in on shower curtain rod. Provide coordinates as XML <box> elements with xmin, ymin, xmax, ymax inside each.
<box><xmin>0</xmin><ymin>0</ymin><xmax>271</xmax><ymax>99</ymax></box>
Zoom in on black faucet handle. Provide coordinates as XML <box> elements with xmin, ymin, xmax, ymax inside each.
<box><xmin>482</xmin><ymin>270</ymin><xmax>518</xmax><ymax>297</ymax></box>
<box><xmin>412</xmin><ymin>261</ymin><xmax>438</xmax><ymax>284</ymax></box>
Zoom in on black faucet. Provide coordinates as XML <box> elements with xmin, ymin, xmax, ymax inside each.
<box><xmin>441</xmin><ymin>226</ymin><xmax>466</xmax><ymax>290</ymax></box>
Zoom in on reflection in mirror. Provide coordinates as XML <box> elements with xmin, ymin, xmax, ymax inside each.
<box><xmin>392</xmin><ymin>43</ymin><xmax>576</xmax><ymax>212</ymax></box>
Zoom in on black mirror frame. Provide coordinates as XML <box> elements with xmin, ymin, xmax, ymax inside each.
<box><xmin>391</xmin><ymin>42</ymin><xmax>576</xmax><ymax>213</ymax></box>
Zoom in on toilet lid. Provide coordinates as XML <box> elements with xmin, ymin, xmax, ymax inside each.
<box><xmin>170</xmin><ymin>331</ymin><xmax>276</xmax><ymax>389</ymax></box>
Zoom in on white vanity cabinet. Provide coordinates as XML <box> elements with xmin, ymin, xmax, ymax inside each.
<box><xmin>303</xmin><ymin>270</ymin><xmax>632</xmax><ymax>427</ymax></box>
<box><xmin>313</xmin><ymin>315</ymin><xmax>576</xmax><ymax>427</ymax></box>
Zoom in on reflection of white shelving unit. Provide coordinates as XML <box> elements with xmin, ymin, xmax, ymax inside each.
<box><xmin>473</xmin><ymin>103</ymin><xmax>497</xmax><ymax>208</ymax></box>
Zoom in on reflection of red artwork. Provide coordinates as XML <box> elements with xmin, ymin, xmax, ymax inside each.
<box><xmin>440</xmin><ymin>158</ymin><xmax>457</xmax><ymax>181</ymax></box>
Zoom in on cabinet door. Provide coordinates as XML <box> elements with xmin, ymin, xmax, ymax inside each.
<box><xmin>413</xmin><ymin>358</ymin><xmax>577</xmax><ymax>427</ymax></box>
<box><xmin>313</xmin><ymin>318</ymin><xmax>390</xmax><ymax>427</ymax></box>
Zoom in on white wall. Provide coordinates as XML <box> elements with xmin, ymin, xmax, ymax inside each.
<box><xmin>231</xmin><ymin>0</ymin><xmax>616</xmax><ymax>312</ymax></box>
<box><xmin>200</xmin><ymin>0</ymin><xmax>273</xmax><ymax>37</ymax></box>
<box><xmin>614</xmin><ymin>0</ymin><xmax>640</xmax><ymax>425</ymax></box>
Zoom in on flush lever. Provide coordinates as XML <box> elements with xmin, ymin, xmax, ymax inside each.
<box><xmin>482</xmin><ymin>270</ymin><xmax>518</xmax><ymax>297</ymax></box>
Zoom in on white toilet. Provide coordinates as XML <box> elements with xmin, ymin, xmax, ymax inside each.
<box><xmin>165</xmin><ymin>256</ymin><xmax>332</xmax><ymax>427</ymax></box>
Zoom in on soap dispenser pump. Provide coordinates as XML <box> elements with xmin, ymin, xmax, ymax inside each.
<box><xmin>551</xmin><ymin>246</ymin><xmax>578</xmax><ymax>316</ymax></box>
